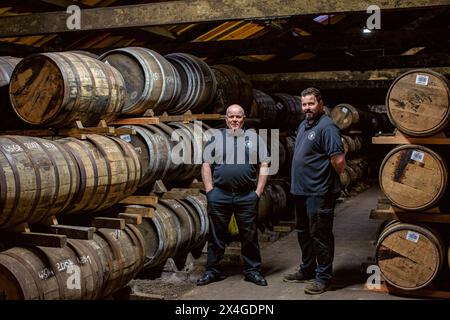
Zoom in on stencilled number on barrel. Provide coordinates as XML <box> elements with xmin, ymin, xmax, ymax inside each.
<box><xmin>24</xmin><ymin>142</ymin><xmax>40</xmax><ymax>150</ymax></box>
<box><xmin>155</xmin><ymin>135</ymin><xmax>164</xmax><ymax>143</ymax></box>
<box><xmin>56</xmin><ymin>259</ymin><xmax>75</xmax><ymax>272</ymax></box>
<box><xmin>151</xmin><ymin>73</ymin><xmax>161</xmax><ymax>81</ymax></box>
<box><xmin>166</xmin><ymin>75</ymin><xmax>175</xmax><ymax>83</ymax></box>
<box><xmin>77</xmin><ymin>255</ymin><xmax>92</xmax><ymax>265</ymax></box>
<box><xmin>38</xmin><ymin>267</ymin><xmax>55</xmax><ymax>280</ymax></box>
<box><xmin>113</xmin><ymin>229</ymin><xmax>121</xmax><ymax>239</ymax></box>
<box><xmin>42</xmin><ymin>142</ymin><xmax>58</xmax><ymax>151</ymax></box>
<box><xmin>3</xmin><ymin>143</ymin><xmax>23</xmax><ymax>153</ymax></box>
<box><xmin>172</xmin><ymin>203</ymin><xmax>182</xmax><ymax>209</ymax></box>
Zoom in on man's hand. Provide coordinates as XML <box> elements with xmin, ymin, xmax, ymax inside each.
<box><xmin>331</xmin><ymin>153</ymin><xmax>346</xmax><ymax>175</ymax></box>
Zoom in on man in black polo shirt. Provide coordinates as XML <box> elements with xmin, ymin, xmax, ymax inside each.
<box><xmin>197</xmin><ymin>104</ymin><xmax>270</xmax><ymax>286</ymax></box>
<box><xmin>284</xmin><ymin>88</ymin><xmax>345</xmax><ymax>294</ymax></box>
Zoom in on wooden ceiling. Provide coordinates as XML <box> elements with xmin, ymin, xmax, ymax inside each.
<box><xmin>0</xmin><ymin>0</ymin><xmax>449</xmax><ymax>102</ymax></box>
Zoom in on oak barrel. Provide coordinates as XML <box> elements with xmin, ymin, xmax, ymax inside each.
<box><xmin>118</xmin><ymin>124</ymin><xmax>171</xmax><ymax>187</ymax></box>
<box><xmin>165</xmin><ymin>53</ymin><xmax>217</xmax><ymax>114</ymax></box>
<box><xmin>209</xmin><ymin>64</ymin><xmax>253</xmax><ymax>115</ymax></box>
<box><xmin>379</xmin><ymin>144</ymin><xmax>448</xmax><ymax>211</ymax></box>
<box><xmin>9</xmin><ymin>52</ymin><xmax>125</xmax><ymax>127</ymax></box>
<box><xmin>58</xmin><ymin>134</ymin><xmax>141</xmax><ymax>213</ymax></box>
<box><xmin>100</xmin><ymin>47</ymin><xmax>180</xmax><ymax>115</ymax></box>
<box><xmin>0</xmin><ymin>136</ymin><xmax>79</xmax><ymax>229</ymax></box>
<box><xmin>272</xmin><ymin>93</ymin><xmax>304</xmax><ymax>129</ymax></box>
<box><xmin>0</xmin><ymin>57</ymin><xmax>31</xmax><ymax>129</ymax></box>
<box><xmin>376</xmin><ymin>221</ymin><xmax>444</xmax><ymax>290</ymax></box>
<box><xmin>330</xmin><ymin>103</ymin><xmax>360</xmax><ymax>130</ymax></box>
<box><xmin>386</xmin><ymin>69</ymin><xmax>450</xmax><ymax>137</ymax></box>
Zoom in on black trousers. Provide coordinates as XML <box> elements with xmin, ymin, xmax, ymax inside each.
<box><xmin>293</xmin><ymin>194</ymin><xmax>337</xmax><ymax>285</ymax></box>
<box><xmin>205</xmin><ymin>187</ymin><xmax>261</xmax><ymax>276</ymax></box>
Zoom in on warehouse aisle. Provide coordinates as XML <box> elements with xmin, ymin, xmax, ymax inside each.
<box><xmin>178</xmin><ymin>186</ymin><xmax>407</xmax><ymax>300</ymax></box>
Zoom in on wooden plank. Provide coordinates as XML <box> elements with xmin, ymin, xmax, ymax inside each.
<box><xmin>1</xmin><ymin>0</ymin><xmax>448</xmax><ymax>37</ymax></box>
<box><xmin>118</xmin><ymin>213</ymin><xmax>142</xmax><ymax>225</ymax></box>
<box><xmin>250</xmin><ymin>67</ymin><xmax>450</xmax><ymax>90</ymax></box>
<box><xmin>128</xmin><ymin>292</ymin><xmax>165</xmax><ymax>300</ymax></box>
<box><xmin>109</xmin><ymin>117</ymin><xmax>160</xmax><ymax>125</ymax></box>
<box><xmin>372</xmin><ymin>130</ymin><xmax>450</xmax><ymax>145</ymax></box>
<box><xmin>92</xmin><ymin>217</ymin><xmax>125</xmax><ymax>230</ymax></box>
<box><xmin>369</xmin><ymin>209</ymin><xmax>450</xmax><ymax>223</ymax></box>
<box><xmin>51</xmin><ymin>225</ymin><xmax>95</xmax><ymax>240</ymax></box>
<box><xmin>387</xmin><ymin>285</ymin><xmax>450</xmax><ymax>299</ymax></box>
<box><xmin>57</xmin><ymin>126</ymin><xmax>115</xmax><ymax>136</ymax></box>
<box><xmin>0</xmin><ymin>129</ymin><xmax>55</xmax><ymax>137</ymax></box>
<box><xmin>119</xmin><ymin>196</ymin><xmax>159</xmax><ymax>206</ymax></box>
<box><xmin>124</xmin><ymin>206</ymin><xmax>155</xmax><ymax>218</ymax></box>
<box><xmin>18</xmin><ymin>232</ymin><xmax>67</xmax><ymax>248</ymax></box>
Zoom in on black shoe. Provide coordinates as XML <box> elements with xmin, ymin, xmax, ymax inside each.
<box><xmin>244</xmin><ymin>273</ymin><xmax>268</xmax><ymax>286</ymax></box>
<box><xmin>197</xmin><ymin>272</ymin><xmax>224</xmax><ymax>286</ymax></box>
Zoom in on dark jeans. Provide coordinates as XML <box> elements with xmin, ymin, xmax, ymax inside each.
<box><xmin>205</xmin><ymin>187</ymin><xmax>261</xmax><ymax>276</ymax></box>
<box><xmin>293</xmin><ymin>194</ymin><xmax>337</xmax><ymax>285</ymax></box>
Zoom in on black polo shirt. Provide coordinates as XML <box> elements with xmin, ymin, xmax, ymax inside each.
<box><xmin>204</xmin><ymin>128</ymin><xmax>270</xmax><ymax>191</ymax></box>
<box><xmin>291</xmin><ymin>113</ymin><xmax>344</xmax><ymax>196</ymax></box>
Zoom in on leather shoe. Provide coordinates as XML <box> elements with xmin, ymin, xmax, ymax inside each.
<box><xmin>197</xmin><ymin>272</ymin><xmax>224</xmax><ymax>286</ymax></box>
<box><xmin>244</xmin><ymin>273</ymin><xmax>268</xmax><ymax>286</ymax></box>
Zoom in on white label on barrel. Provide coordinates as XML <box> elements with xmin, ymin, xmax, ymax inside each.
<box><xmin>406</xmin><ymin>231</ymin><xmax>420</xmax><ymax>243</ymax></box>
<box><xmin>411</xmin><ymin>150</ymin><xmax>424</xmax><ymax>163</ymax></box>
<box><xmin>120</xmin><ymin>134</ymin><xmax>132</xmax><ymax>142</ymax></box>
<box><xmin>415</xmin><ymin>74</ymin><xmax>429</xmax><ymax>86</ymax></box>
<box><xmin>342</xmin><ymin>107</ymin><xmax>348</xmax><ymax>114</ymax></box>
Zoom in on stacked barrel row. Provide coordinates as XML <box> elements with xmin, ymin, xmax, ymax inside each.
<box><xmin>0</xmin><ymin>224</ymin><xmax>146</xmax><ymax>299</ymax></box>
<box><xmin>375</xmin><ymin>69</ymin><xmax>450</xmax><ymax>291</ymax></box>
<box><xmin>0</xmin><ymin>194</ymin><xmax>209</xmax><ymax>299</ymax></box>
<box><xmin>0</xmin><ymin>134</ymin><xmax>141</xmax><ymax>230</ymax></box>
<box><xmin>0</xmin><ymin>49</ymin><xmax>259</xmax><ymax>130</ymax></box>
<box><xmin>135</xmin><ymin>194</ymin><xmax>209</xmax><ymax>269</ymax></box>
<box><xmin>257</xmin><ymin>179</ymin><xmax>292</xmax><ymax>229</ymax></box>
<box><xmin>120</xmin><ymin>122</ymin><xmax>211</xmax><ymax>189</ymax></box>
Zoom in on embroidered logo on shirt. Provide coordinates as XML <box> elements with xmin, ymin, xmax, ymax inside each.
<box><xmin>307</xmin><ymin>131</ymin><xmax>316</xmax><ymax>141</ymax></box>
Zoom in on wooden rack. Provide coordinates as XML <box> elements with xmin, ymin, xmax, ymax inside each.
<box><xmin>0</xmin><ymin>120</ymin><xmax>135</xmax><ymax>139</ymax></box>
<box><xmin>372</xmin><ymin>129</ymin><xmax>450</xmax><ymax>145</ymax></box>
<box><xmin>110</xmin><ymin>110</ymin><xmax>223</xmax><ymax>126</ymax></box>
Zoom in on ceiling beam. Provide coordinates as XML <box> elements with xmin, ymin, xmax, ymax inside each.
<box><xmin>132</xmin><ymin>28</ymin><xmax>448</xmax><ymax>57</ymax></box>
<box><xmin>0</xmin><ymin>0</ymin><xmax>449</xmax><ymax>37</ymax></box>
<box><xmin>249</xmin><ymin>67</ymin><xmax>450</xmax><ymax>91</ymax></box>
<box><xmin>235</xmin><ymin>53</ymin><xmax>450</xmax><ymax>74</ymax></box>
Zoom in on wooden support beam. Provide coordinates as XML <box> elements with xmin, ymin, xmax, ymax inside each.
<box><xmin>98</xmin><ymin>28</ymin><xmax>448</xmax><ymax>58</ymax></box>
<box><xmin>249</xmin><ymin>67</ymin><xmax>450</xmax><ymax>91</ymax></box>
<box><xmin>119</xmin><ymin>196</ymin><xmax>159</xmax><ymax>207</ymax></box>
<box><xmin>236</xmin><ymin>53</ymin><xmax>450</xmax><ymax>74</ymax></box>
<box><xmin>51</xmin><ymin>225</ymin><xmax>96</xmax><ymax>240</ymax></box>
<box><xmin>92</xmin><ymin>217</ymin><xmax>125</xmax><ymax>230</ymax></box>
<box><xmin>118</xmin><ymin>213</ymin><xmax>142</xmax><ymax>225</ymax></box>
<box><xmin>0</xmin><ymin>0</ymin><xmax>448</xmax><ymax>37</ymax></box>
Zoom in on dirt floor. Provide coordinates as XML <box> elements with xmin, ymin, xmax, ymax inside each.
<box><xmin>129</xmin><ymin>186</ymin><xmax>411</xmax><ymax>300</ymax></box>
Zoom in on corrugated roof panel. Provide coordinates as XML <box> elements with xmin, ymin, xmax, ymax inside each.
<box><xmin>194</xmin><ymin>21</ymin><xmax>245</xmax><ymax>41</ymax></box>
<box><xmin>217</xmin><ymin>22</ymin><xmax>265</xmax><ymax>40</ymax></box>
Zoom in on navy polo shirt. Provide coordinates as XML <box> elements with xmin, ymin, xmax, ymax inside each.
<box><xmin>204</xmin><ymin>128</ymin><xmax>270</xmax><ymax>191</ymax></box>
<box><xmin>291</xmin><ymin>113</ymin><xmax>344</xmax><ymax>196</ymax></box>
